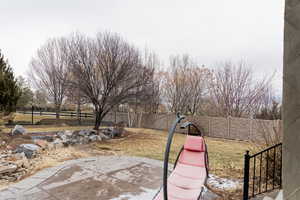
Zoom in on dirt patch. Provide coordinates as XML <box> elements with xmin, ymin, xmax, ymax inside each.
<box><xmin>0</xmin><ymin>132</ymin><xmax>34</xmax><ymax>150</ymax></box>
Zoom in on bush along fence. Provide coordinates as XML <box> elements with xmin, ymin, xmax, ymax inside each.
<box><xmin>14</xmin><ymin>110</ymin><xmax>281</xmax><ymax>142</ymax></box>
<box><xmin>243</xmin><ymin>143</ymin><xmax>282</xmax><ymax>200</ymax></box>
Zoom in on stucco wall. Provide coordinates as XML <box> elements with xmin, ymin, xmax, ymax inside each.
<box><xmin>283</xmin><ymin>0</ymin><xmax>300</xmax><ymax>199</ymax></box>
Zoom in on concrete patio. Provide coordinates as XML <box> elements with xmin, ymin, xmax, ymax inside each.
<box><xmin>0</xmin><ymin>156</ymin><xmax>219</xmax><ymax>200</ymax></box>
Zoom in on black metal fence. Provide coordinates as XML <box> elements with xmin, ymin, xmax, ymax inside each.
<box><xmin>243</xmin><ymin>143</ymin><xmax>282</xmax><ymax>199</ymax></box>
<box><xmin>16</xmin><ymin>107</ymin><xmax>95</xmax><ymax>125</ymax></box>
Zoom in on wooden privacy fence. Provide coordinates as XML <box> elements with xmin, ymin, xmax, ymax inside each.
<box><xmin>139</xmin><ymin>114</ymin><xmax>281</xmax><ymax>141</ymax></box>
<box><xmin>17</xmin><ymin>110</ymin><xmax>281</xmax><ymax>141</ymax></box>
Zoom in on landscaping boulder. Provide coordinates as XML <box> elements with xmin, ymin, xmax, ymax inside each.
<box><xmin>57</xmin><ymin>130</ymin><xmax>74</xmax><ymax>138</ymax></box>
<box><xmin>30</xmin><ymin>135</ymin><xmax>54</xmax><ymax>142</ymax></box>
<box><xmin>102</xmin><ymin>127</ymin><xmax>123</xmax><ymax>138</ymax></box>
<box><xmin>11</xmin><ymin>125</ymin><xmax>26</xmax><ymax>136</ymax></box>
<box><xmin>64</xmin><ymin>130</ymin><xmax>74</xmax><ymax>137</ymax></box>
<box><xmin>15</xmin><ymin>144</ymin><xmax>40</xmax><ymax>159</ymax></box>
<box><xmin>0</xmin><ymin>163</ymin><xmax>17</xmax><ymax>174</ymax></box>
<box><xmin>88</xmin><ymin>135</ymin><xmax>101</xmax><ymax>142</ymax></box>
<box><xmin>34</xmin><ymin>139</ymin><xmax>49</xmax><ymax>149</ymax></box>
<box><xmin>12</xmin><ymin>152</ymin><xmax>26</xmax><ymax>160</ymax></box>
<box><xmin>50</xmin><ymin>129</ymin><xmax>112</xmax><ymax>146</ymax></box>
<box><xmin>13</xmin><ymin>153</ymin><xmax>29</xmax><ymax>168</ymax></box>
<box><xmin>56</xmin><ymin>131</ymin><xmax>66</xmax><ymax>139</ymax></box>
<box><xmin>78</xmin><ymin>130</ymin><xmax>89</xmax><ymax>136</ymax></box>
<box><xmin>56</xmin><ymin>130</ymin><xmax>74</xmax><ymax>146</ymax></box>
<box><xmin>99</xmin><ymin>132</ymin><xmax>110</xmax><ymax>140</ymax></box>
<box><xmin>78</xmin><ymin>129</ymin><xmax>97</xmax><ymax>137</ymax></box>
<box><xmin>53</xmin><ymin>138</ymin><xmax>63</xmax><ymax>148</ymax></box>
<box><xmin>60</xmin><ymin>134</ymin><xmax>68</xmax><ymax>143</ymax></box>
<box><xmin>111</xmin><ymin>127</ymin><xmax>122</xmax><ymax>138</ymax></box>
<box><xmin>0</xmin><ymin>150</ymin><xmax>29</xmax><ymax>182</ymax></box>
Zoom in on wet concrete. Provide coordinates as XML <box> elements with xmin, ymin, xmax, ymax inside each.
<box><xmin>0</xmin><ymin>156</ymin><xmax>218</xmax><ymax>200</ymax></box>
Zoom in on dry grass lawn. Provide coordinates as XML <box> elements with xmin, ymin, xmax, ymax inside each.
<box><xmin>13</xmin><ymin>113</ymin><xmax>80</xmax><ymax>124</ymax></box>
<box><xmin>94</xmin><ymin>128</ymin><xmax>252</xmax><ymax>179</ymax></box>
<box><xmin>2</xmin><ymin>114</ymin><xmax>253</xmax><ymax>179</ymax></box>
<box><xmin>2</xmin><ymin>113</ymin><xmax>252</xmax><ymax>180</ymax></box>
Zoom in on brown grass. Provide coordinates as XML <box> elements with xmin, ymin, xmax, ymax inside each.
<box><xmin>13</xmin><ymin>113</ymin><xmax>78</xmax><ymax>123</ymax></box>
<box><xmin>94</xmin><ymin>128</ymin><xmax>252</xmax><ymax>179</ymax></box>
<box><xmin>29</xmin><ymin>147</ymin><xmax>91</xmax><ymax>173</ymax></box>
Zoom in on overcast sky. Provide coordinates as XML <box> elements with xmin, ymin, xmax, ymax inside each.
<box><xmin>0</xmin><ymin>0</ymin><xmax>284</xmax><ymax>93</ymax></box>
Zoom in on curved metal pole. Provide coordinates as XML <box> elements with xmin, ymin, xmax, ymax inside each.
<box><xmin>163</xmin><ymin>114</ymin><xmax>185</xmax><ymax>200</ymax></box>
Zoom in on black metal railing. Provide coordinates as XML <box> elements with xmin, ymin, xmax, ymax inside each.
<box><xmin>243</xmin><ymin>143</ymin><xmax>282</xmax><ymax>200</ymax></box>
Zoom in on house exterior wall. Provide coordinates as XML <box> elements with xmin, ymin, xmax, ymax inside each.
<box><xmin>283</xmin><ymin>0</ymin><xmax>300</xmax><ymax>199</ymax></box>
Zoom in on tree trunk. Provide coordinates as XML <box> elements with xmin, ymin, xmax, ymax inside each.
<box><xmin>76</xmin><ymin>100</ymin><xmax>81</xmax><ymax>122</ymax></box>
<box><xmin>55</xmin><ymin>105</ymin><xmax>60</xmax><ymax>119</ymax></box>
<box><xmin>94</xmin><ymin>110</ymin><xmax>103</xmax><ymax>130</ymax></box>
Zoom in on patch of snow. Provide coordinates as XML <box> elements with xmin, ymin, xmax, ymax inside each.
<box><xmin>275</xmin><ymin>190</ymin><xmax>283</xmax><ymax>200</ymax></box>
<box><xmin>207</xmin><ymin>174</ymin><xmax>241</xmax><ymax>190</ymax></box>
<box><xmin>112</xmin><ymin>187</ymin><xmax>158</xmax><ymax>200</ymax></box>
<box><xmin>112</xmin><ymin>174</ymin><xmax>240</xmax><ymax>199</ymax></box>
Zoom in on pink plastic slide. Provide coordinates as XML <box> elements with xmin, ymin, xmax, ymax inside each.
<box><xmin>154</xmin><ymin>135</ymin><xmax>208</xmax><ymax>200</ymax></box>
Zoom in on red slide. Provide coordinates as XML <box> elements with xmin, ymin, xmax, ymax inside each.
<box><xmin>154</xmin><ymin>135</ymin><xmax>208</xmax><ymax>200</ymax></box>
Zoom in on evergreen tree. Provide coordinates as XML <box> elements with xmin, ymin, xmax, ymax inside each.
<box><xmin>0</xmin><ymin>50</ymin><xmax>21</xmax><ymax>114</ymax></box>
<box><xmin>16</xmin><ymin>76</ymin><xmax>34</xmax><ymax>109</ymax></box>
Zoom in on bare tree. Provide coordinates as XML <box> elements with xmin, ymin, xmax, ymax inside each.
<box><xmin>30</xmin><ymin>38</ymin><xmax>70</xmax><ymax>119</ymax></box>
<box><xmin>127</xmin><ymin>49</ymin><xmax>161</xmax><ymax>113</ymax></box>
<box><xmin>208</xmin><ymin>61</ymin><xmax>271</xmax><ymax>117</ymax></box>
<box><xmin>186</xmin><ymin>66</ymin><xmax>212</xmax><ymax>115</ymax></box>
<box><xmin>68</xmin><ymin>32</ymin><xmax>154</xmax><ymax>130</ymax></box>
<box><xmin>34</xmin><ymin>89</ymin><xmax>48</xmax><ymax>109</ymax></box>
<box><xmin>163</xmin><ymin>55</ymin><xmax>211</xmax><ymax>114</ymax></box>
<box><xmin>65</xmin><ymin>81</ymin><xmax>88</xmax><ymax>121</ymax></box>
<box><xmin>254</xmin><ymin>86</ymin><xmax>281</xmax><ymax>120</ymax></box>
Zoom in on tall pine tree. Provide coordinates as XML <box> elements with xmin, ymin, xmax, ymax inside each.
<box><xmin>0</xmin><ymin>50</ymin><xmax>21</xmax><ymax>114</ymax></box>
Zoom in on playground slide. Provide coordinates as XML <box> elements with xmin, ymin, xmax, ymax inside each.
<box><xmin>154</xmin><ymin>135</ymin><xmax>208</xmax><ymax>200</ymax></box>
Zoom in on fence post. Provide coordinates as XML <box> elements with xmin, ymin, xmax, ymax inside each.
<box><xmin>31</xmin><ymin>106</ymin><xmax>34</xmax><ymax>125</ymax></box>
<box><xmin>79</xmin><ymin>111</ymin><xmax>81</xmax><ymax>125</ymax></box>
<box><xmin>227</xmin><ymin>116</ymin><xmax>231</xmax><ymax>138</ymax></box>
<box><xmin>243</xmin><ymin>150</ymin><xmax>250</xmax><ymax>200</ymax></box>
<box><xmin>208</xmin><ymin>117</ymin><xmax>211</xmax><ymax>137</ymax></box>
<box><xmin>250</xmin><ymin>118</ymin><xmax>253</xmax><ymax>140</ymax></box>
<box><xmin>138</xmin><ymin>112</ymin><xmax>142</xmax><ymax>128</ymax></box>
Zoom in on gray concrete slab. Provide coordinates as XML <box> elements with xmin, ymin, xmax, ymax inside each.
<box><xmin>0</xmin><ymin>156</ymin><xmax>218</xmax><ymax>200</ymax></box>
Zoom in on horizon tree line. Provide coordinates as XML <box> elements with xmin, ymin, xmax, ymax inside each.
<box><xmin>0</xmin><ymin>31</ymin><xmax>279</xmax><ymax>130</ymax></box>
